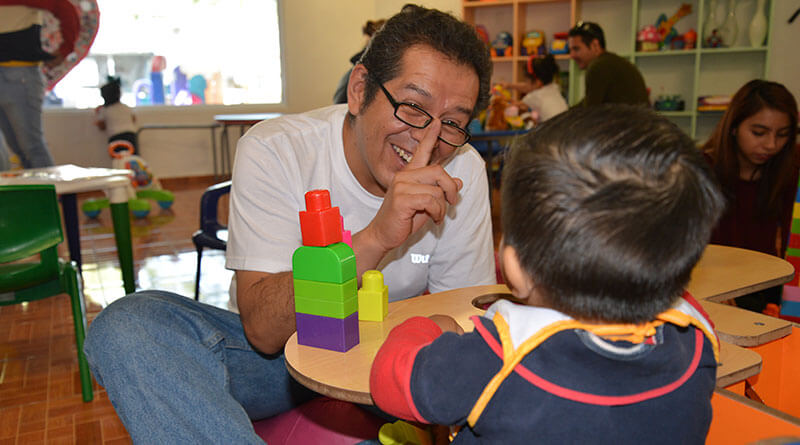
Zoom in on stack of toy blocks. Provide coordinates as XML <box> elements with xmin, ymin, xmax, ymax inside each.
<box><xmin>781</xmin><ymin>178</ymin><xmax>800</xmax><ymax>322</ymax></box>
<box><xmin>292</xmin><ymin>189</ymin><xmax>360</xmax><ymax>352</ymax></box>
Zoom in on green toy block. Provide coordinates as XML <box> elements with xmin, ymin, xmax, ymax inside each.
<box><xmin>293</xmin><ymin>277</ymin><xmax>357</xmax><ymax>303</ymax></box>
<box><xmin>292</xmin><ymin>243</ymin><xmax>356</xmax><ymax>283</ymax></box>
<box><xmin>358</xmin><ymin>270</ymin><xmax>388</xmax><ymax>322</ymax></box>
<box><xmin>294</xmin><ymin>294</ymin><xmax>358</xmax><ymax>318</ymax></box>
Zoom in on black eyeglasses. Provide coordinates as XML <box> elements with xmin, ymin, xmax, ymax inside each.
<box><xmin>372</xmin><ymin>77</ymin><xmax>471</xmax><ymax>147</ymax></box>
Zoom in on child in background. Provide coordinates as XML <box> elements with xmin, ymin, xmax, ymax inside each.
<box><xmin>94</xmin><ymin>76</ymin><xmax>138</xmax><ymax>154</ymax></box>
<box><xmin>504</xmin><ymin>54</ymin><xmax>568</xmax><ymax>123</ymax></box>
<box><xmin>370</xmin><ymin>105</ymin><xmax>725</xmax><ymax>444</ymax></box>
<box><xmin>703</xmin><ymin>79</ymin><xmax>798</xmax><ymax>313</ymax></box>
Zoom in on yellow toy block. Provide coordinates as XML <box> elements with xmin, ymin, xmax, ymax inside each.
<box><xmin>378</xmin><ymin>420</ymin><xmax>433</xmax><ymax>445</ymax></box>
<box><xmin>358</xmin><ymin>270</ymin><xmax>388</xmax><ymax>321</ymax></box>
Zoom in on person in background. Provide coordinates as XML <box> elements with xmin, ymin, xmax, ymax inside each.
<box><xmin>503</xmin><ymin>54</ymin><xmax>568</xmax><ymax>123</ymax></box>
<box><xmin>703</xmin><ymin>79</ymin><xmax>799</xmax><ymax>313</ymax></box>
<box><xmin>0</xmin><ymin>0</ymin><xmax>79</xmax><ymax>168</ymax></box>
<box><xmin>371</xmin><ymin>105</ymin><xmax>725</xmax><ymax>443</ymax></box>
<box><xmin>94</xmin><ymin>76</ymin><xmax>138</xmax><ymax>154</ymax></box>
<box><xmin>333</xmin><ymin>18</ymin><xmax>386</xmax><ymax>104</ymax></box>
<box><xmin>85</xmin><ymin>5</ymin><xmax>496</xmax><ymax>442</ymax></box>
<box><xmin>568</xmin><ymin>21</ymin><xmax>648</xmax><ymax>107</ymax></box>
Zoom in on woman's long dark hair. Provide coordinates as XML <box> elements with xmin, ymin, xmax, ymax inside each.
<box><xmin>703</xmin><ymin>79</ymin><xmax>798</xmax><ymax>219</ymax></box>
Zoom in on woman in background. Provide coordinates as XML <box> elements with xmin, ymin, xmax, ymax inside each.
<box><xmin>505</xmin><ymin>54</ymin><xmax>568</xmax><ymax>123</ymax></box>
<box><xmin>703</xmin><ymin>79</ymin><xmax>798</xmax><ymax>312</ymax></box>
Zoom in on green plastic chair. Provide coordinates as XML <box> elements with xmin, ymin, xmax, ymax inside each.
<box><xmin>0</xmin><ymin>184</ymin><xmax>93</xmax><ymax>402</ymax></box>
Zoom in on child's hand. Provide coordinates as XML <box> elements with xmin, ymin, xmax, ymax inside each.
<box><xmin>428</xmin><ymin>315</ymin><xmax>463</xmax><ymax>335</ymax></box>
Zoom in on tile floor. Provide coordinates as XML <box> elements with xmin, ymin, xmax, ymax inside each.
<box><xmin>0</xmin><ymin>176</ymin><xmax>502</xmax><ymax>444</ymax></box>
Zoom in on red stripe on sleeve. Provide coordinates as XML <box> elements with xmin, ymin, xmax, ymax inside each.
<box><xmin>370</xmin><ymin>316</ymin><xmax>442</xmax><ymax>422</ymax></box>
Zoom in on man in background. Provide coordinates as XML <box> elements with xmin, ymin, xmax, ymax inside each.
<box><xmin>568</xmin><ymin>21</ymin><xmax>648</xmax><ymax>107</ymax></box>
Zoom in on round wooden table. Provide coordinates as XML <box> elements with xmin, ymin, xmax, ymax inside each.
<box><xmin>284</xmin><ymin>245</ymin><xmax>795</xmax><ymax>404</ymax></box>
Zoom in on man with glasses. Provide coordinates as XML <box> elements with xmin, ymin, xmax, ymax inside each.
<box><xmin>568</xmin><ymin>21</ymin><xmax>648</xmax><ymax>107</ymax></box>
<box><xmin>85</xmin><ymin>5</ymin><xmax>495</xmax><ymax>442</ymax></box>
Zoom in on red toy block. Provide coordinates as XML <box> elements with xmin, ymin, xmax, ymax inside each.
<box><xmin>790</xmin><ymin>233</ymin><xmax>800</xmax><ymax>250</ymax></box>
<box><xmin>786</xmin><ymin>256</ymin><xmax>800</xmax><ymax>286</ymax></box>
<box><xmin>299</xmin><ymin>190</ymin><xmax>342</xmax><ymax>247</ymax></box>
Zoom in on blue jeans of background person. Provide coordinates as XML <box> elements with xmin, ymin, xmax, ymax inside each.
<box><xmin>83</xmin><ymin>291</ymin><xmax>318</xmax><ymax>443</ymax></box>
<box><xmin>0</xmin><ymin>65</ymin><xmax>55</xmax><ymax>168</ymax></box>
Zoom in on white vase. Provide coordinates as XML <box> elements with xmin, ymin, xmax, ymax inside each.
<box><xmin>749</xmin><ymin>0</ymin><xmax>768</xmax><ymax>47</ymax></box>
<box><xmin>703</xmin><ymin>0</ymin><xmax>720</xmax><ymax>46</ymax></box>
<box><xmin>718</xmin><ymin>0</ymin><xmax>739</xmax><ymax>47</ymax></box>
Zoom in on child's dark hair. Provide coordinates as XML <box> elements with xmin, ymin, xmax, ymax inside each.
<box><xmin>100</xmin><ymin>76</ymin><xmax>122</xmax><ymax>106</ymax></box>
<box><xmin>526</xmin><ymin>54</ymin><xmax>559</xmax><ymax>85</ymax></box>
<box><xmin>502</xmin><ymin>105</ymin><xmax>725</xmax><ymax>323</ymax></box>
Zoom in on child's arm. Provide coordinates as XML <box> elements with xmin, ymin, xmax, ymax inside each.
<box><xmin>370</xmin><ymin>316</ymin><xmax>443</xmax><ymax>423</ymax></box>
<box><xmin>370</xmin><ymin>316</ymin><xmax>499</xmax><ymax>426</ymax></box>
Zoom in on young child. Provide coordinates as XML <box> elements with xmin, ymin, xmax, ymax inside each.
<box><xmin>504</xmin><ymin>54</ymin><xmax>568</xmax><ymax>123</ymax></box>
<box><xmin>94</xmin><ymin>76</ymin><xmax>138</xmax><ymax>154</ymax></box>
<box><xmin>370</xmin><ymin>105</ymin><xmax>726</xmax><ymax>443</ymax></box>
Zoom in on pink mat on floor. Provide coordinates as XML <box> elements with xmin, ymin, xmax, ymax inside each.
<box><xmin>252</xmin><ymin>397</ymin><xmax>385</xmax><ymax>444</ymax></box>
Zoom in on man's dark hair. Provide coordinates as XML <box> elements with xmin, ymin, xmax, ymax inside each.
<box><xmin>100</xmin><ymin>76</ymin><xmax>122</xmax><ymax>106</ymax></box>
<box><xmin>357</xmin><ymin>4</ymin><xmax>492</xmax><ymax>119</ymax></box>
<box><xmin>568</xmin><ymin>21</ymin><xmax>606</xmax><ymax>49</ymax></box>
<box><xmin>501</xmin><ymin>105</ymin><xmax>725</xmax><ymax>323</ymax></box>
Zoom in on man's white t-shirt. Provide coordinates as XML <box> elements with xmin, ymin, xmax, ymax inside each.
<box><xmin>521</xmin><ymin>82</ymin><xmax>568</xmax><ymax>123</ymax></box>
<box><xmin>225</xmin><ymin>104</ymin><xmax>496</xmax><ymax>312</ymax></box>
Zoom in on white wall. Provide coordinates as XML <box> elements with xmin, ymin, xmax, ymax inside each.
<box><xmin>41</xmin><ymin>0</ymin><xmax>798</xmax><ymax>178</ymax></box>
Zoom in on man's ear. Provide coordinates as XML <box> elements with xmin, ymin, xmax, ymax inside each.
<box><xmin>590</xmin><ymin>39</ymin><xmax>602</xmax><ymax>54</ymax></box>
<box><xmin>347</xmin><ymin>64</ymin><xmax>368</xmax><ymax>117</ymax></box>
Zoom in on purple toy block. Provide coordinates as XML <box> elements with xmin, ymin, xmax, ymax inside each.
<box><xmin>296</xmin><ymin>312</ymin><xmax>360</xmax><ymax>352</ymax></box>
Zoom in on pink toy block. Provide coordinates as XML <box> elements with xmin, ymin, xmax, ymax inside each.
<box><xmin>299</xmin><ymin>190</ymin><xmax>342</xmax><ymax>247</ymax></box>
<box><xmin>782</xmin><ymin>285</ymin><xmax>800</xmax><ymax>303</ymax></box>
<box><xmin>296</xmin><ymin>312</ymin><xmax>359</xmax><ymax>352</ymax></box>
<box><xmin>340</xmin><ymin>215</ymin><xmax>352</xmax><ymax>248</ymax></box>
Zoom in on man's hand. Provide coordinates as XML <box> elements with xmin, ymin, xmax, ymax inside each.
<box><xmin>356</xmin><ymin>121</ymin><xmax>462</xmax><ymax>269</ymax></box>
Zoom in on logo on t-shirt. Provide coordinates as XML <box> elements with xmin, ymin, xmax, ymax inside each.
<box><xmin>410</xmin><ymin>253</ymin><xmax>430</xmax><ymax>264</ymax></box>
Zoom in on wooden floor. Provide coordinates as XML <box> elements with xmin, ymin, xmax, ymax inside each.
<box><xmin>0</xmin><ymin>176</ymin><xmax>502</xmax><ymax>444</ymax></box>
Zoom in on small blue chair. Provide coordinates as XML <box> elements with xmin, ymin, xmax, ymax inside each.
<box><xmin>192</xmin><ymin>181</ymin><xmax>230</xmax><ymax>300</ymax></box>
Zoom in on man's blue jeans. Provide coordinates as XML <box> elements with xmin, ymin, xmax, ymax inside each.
<box><xmin>84</xmin><ymin>291</ymin><xmax>318</xmax><ymax>443</ymax></box>
<box><xmin>0</xmin><ymin>65</ymin><xmax>55</xmax><ymax>168</ymax></box>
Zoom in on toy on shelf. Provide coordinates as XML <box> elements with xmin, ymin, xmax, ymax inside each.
<box><xmin>653</xmin><ymin>95</ymin><xmax>686</xmax><ymax>111</ymax></box>
<box><xmin>657</xmin><ymin>3</ymin><xmax>692</xmax><ymax>47</ymax></box>
<box><xmin>81</xmin><ymin>141</ymin><xmax>174</xmax><ymax>219</ymax></box>
<box><xmin>292</xmin><ymin>190</ymin><xmax>360</xmax><ymax>352</ymax></box>
<box><xmin>637</xmin><ymin>3</ymin><xmax>694</xmax><ymax>51</ymax></box>
<box><xmin>549</xmin><ymin>32</ymin><xmax>569</xmax><ymax>54</ymax></box>
<box><xmin>484</xmin><ymin>85</ymin><xmax>534</xmax><ymax>131</ymax></box>
<box><xmin>490</xmin><ymin>31</ymin><xmax>512</xmax><ymax>57</ymax></box>
<box><xmin>683</xmin><ymin>28</ymin><xmax>697</xmax><ymax>49</ymax></box>
<box><xmin>637</xmin><ymin>25</ymin><xmax>660</xmax><ymax>52</ymax></box>
<box><xmin>705</xmin><ymin>30</ymin><xmax>723</xmax><ymax>48</ymax></box>
<box><xmin>474</xmin><ymin>24</ymin><xmax>490</xmax><ymax>46</ymax></box>
<box><xmin>697</xmin><ymin>95</ymin><xmax>731</xmax><ymax>112</ymax></box>
<box><xmin>520</xmin><ymin>30</ymin><xmax>545</xmax><ymax>56</ymax></box>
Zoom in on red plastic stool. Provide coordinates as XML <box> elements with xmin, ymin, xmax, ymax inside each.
<box><xmin>252</xmin><ymin>397</ymin><xmax>385</xmax><ymax>444</ymax></box>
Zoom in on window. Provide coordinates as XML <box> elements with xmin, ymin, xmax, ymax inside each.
<box><xmin>49</xmin><ymin>0</ymin><xmax>282</xmax><ymax>109</ymax></box>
